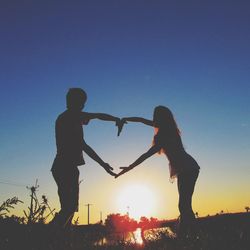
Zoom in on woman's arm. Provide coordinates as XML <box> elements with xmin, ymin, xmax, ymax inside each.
<box><xmin>115</xmin><ymin>144</ymin><xmax>161</xmax><ymax>178</ymax></box>
<box><xmin>117</xmin><ymin>117</ymin><xmax>153</xmax><ymax>136</ymax></box>
<box><xmin>123</xmin><ymin>117</ymin><xmax>154</xmax><ymax>127</ymax></box>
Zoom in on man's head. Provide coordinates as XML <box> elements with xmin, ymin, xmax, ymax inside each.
<box><xmin>66</xmin><ymin>88</ymin><xmax>87</xmax><ymax>110</ymax></box>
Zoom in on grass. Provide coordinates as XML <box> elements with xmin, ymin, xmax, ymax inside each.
<box><xmin>0</xmin><ymin>212</ymin><xmax>249</xmax><ymax>250</ymax></box>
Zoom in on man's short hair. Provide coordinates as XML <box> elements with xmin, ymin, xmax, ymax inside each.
<box><xmin>66</xmin><ymin>88</ymin><xmax>87</xmax><ymax>109</ymax></box>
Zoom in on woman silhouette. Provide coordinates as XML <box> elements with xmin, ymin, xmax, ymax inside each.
<box><xmin>117</xmin><ymin>106</ymin><xmax>200</xmax><ymax>238</ymax></box>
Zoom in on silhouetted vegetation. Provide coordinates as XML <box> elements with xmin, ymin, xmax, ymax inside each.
<box><xmin>0</xmin><ymin>197</ymin><xmax>23</xmax><ymax>217</ymax></box>
<box><xmin>24</xmin><ymin>181</ymin><xmax>55</xmax><ymax>224</ymax></box>
<box><xmin>1</xmin><ymin>202</ymin><xmax>249</xmax><ymax>249</ymax></box>
<box><xmin>105</xmin><ymin>213</ymin><xmax>138</xmax><ymax>233</ymax></box>
<box><xmin>1</xmin><ymin>191</ymin><xmax>250</xmax><ymax>250</ymax></box>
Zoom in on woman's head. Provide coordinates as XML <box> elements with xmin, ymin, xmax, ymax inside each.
<box><xmin>152</xmin><ymin>106</ymin><xmax>181</xmax><ymax>154</ymax></box>
<box><xmin>153</xmin><ymin>105</ymin><xmax>180</xmax><ymax>134</ymax></box>
<box><xmin>153</xmin><ymin>106</ymin><xmax>173</xmax><ymax>127</ymax></box>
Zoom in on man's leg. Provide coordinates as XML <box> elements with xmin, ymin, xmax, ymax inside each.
<box><xmin>51</xmin><ymin>167</ymin><xmax>79</xmax><ymax>229</ymax></box>
<box><xmin>61</xmin><ymin>167</ymin><xmax>80</xmax><ymax>229</ymax></box>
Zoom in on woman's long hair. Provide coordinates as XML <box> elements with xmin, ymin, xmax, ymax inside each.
<box><xmin>153</xmin><ymin>106</ymin><xmax>181</xmax><ymax>154</ymax></box>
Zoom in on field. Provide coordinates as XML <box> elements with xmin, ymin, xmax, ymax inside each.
<box><xmin>0</xmin><ymin>212</ymin><xmax>249</xmax><ymax>250</ymax></box>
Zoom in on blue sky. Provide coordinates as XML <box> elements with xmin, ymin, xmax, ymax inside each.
<box><xmin>0</xmin><ymin>0</ymin><xmax>250</xmax><ymax>223</ymax></box>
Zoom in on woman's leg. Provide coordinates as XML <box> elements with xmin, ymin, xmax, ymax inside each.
<box><xmin>177</xmin><ymin>169</ymin><xmax>199</xmax><ymax>237</ymax></box>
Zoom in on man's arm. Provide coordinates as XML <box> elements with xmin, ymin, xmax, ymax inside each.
<box><xmin>122</xmin><ymin>117</ymin><xmax>154</xmax><ymax>127</ymax></box>
<box><xmin>81</xmin><ymin>112</ymin><xmax>122</xmax><ymax>136</ymax></box>
<box><xmin>81</xmin><ymin>112</ymin><xmax>120</xmax><ymax>124</ymax></box>
<box><xmin>82</xmin><ymin>141</ymin><xmax>116</xmax><ymax>176</ymax></box>
<box><xmin>115</xmin><ymin>144</ymin><xmax>161</xmax><ymax>178</ymax></box>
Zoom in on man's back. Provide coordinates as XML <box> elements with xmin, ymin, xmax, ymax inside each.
<box><xmin>55</xmin><ymin>110</ymin><xmax>85</xmax><ymax>166</ymax></box>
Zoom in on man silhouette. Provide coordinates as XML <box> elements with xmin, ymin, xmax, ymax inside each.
<box><xmin>50</xmin><ymin>88</ymin><xmax>119</xmax><ymax>229</ymax></box>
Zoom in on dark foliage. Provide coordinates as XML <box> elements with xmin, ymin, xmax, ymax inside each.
<box><xmin>0</xmin><ymin>212</ymin><xmax>249</xmax><ymax>250</ymax></box>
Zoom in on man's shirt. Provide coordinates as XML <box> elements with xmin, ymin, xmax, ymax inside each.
<box><xmin>54</xmin><ymin>109</ymin><xmax>89</xmax><ymax>166</ymax></box>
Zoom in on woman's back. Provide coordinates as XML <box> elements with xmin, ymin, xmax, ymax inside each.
<box><xmin>154</xmin><ymin>128</ymin><xmax>199</xmax><ymax>178</ymax></box>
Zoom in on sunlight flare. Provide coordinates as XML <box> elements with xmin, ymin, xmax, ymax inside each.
<box><xmin>117</xmin><ymin>184</ymin><xmax>156</xmax><ymax>220</ymax></box>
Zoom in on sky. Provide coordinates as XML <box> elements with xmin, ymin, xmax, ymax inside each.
<box><xmin>0</xmin><ymin>0</ymin><xmax>250</xmax><ymax>224</ymax></box>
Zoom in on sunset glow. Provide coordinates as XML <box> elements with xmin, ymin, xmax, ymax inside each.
<box><xmin>0</xmin><ymin>1</ymin><xmax>249</xmax><ymax>227</ymax></box>
<box><xmin>117</xmin><ymin>184</ymin><xmax>156</xmax><ymax>220</ymax></box>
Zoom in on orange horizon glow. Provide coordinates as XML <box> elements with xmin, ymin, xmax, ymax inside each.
<box><xmin>116</xmin><ymin>183</ymin><xmax>157</xmax><ymax>220</ymax></box>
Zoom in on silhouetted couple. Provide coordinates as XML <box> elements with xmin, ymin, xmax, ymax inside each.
<box><xmin>50</xmin><ymin>88</ymin><xmax>200</xmax><ymax>239</ymax></box>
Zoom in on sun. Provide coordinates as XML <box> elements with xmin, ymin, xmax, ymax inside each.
<box><xmin>117</xmin><ymin>183</ymin><xmax>156</xmax><ymax>220</ymax></box>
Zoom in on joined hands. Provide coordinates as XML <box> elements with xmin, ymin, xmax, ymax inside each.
<box><xmin>116</xmin><ymin>118</ymin><xmax>127</xmax><ymax>136</ymax></box>
<box><xmin>115</xmin><ymin>165</ymin><xmax>134</xmax><ymax>178</ymax></box>
<box><xmin>106</xmin><ymin>118</ymin><xmax>132</xmax><ymax>178</ymax></box>
<box><xmin>102</xmin><ymin>163</ymin><xmax>133</xmax><ymax>178</ymax></box>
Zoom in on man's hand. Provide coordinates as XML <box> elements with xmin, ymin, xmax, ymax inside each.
<box><xmin>116</xmin><ymin>118</ymin><xmax>127</xmax><ymax>136</ymax></box>
<box><xmin>115</xmin><ymin>165</ymin><xmax>134</xmax><ymax>178</ymax></box>
<box><xmin>102</xmin><ymin>162</ymin><xmax>117</xmax><ymax>177</ymax></box>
